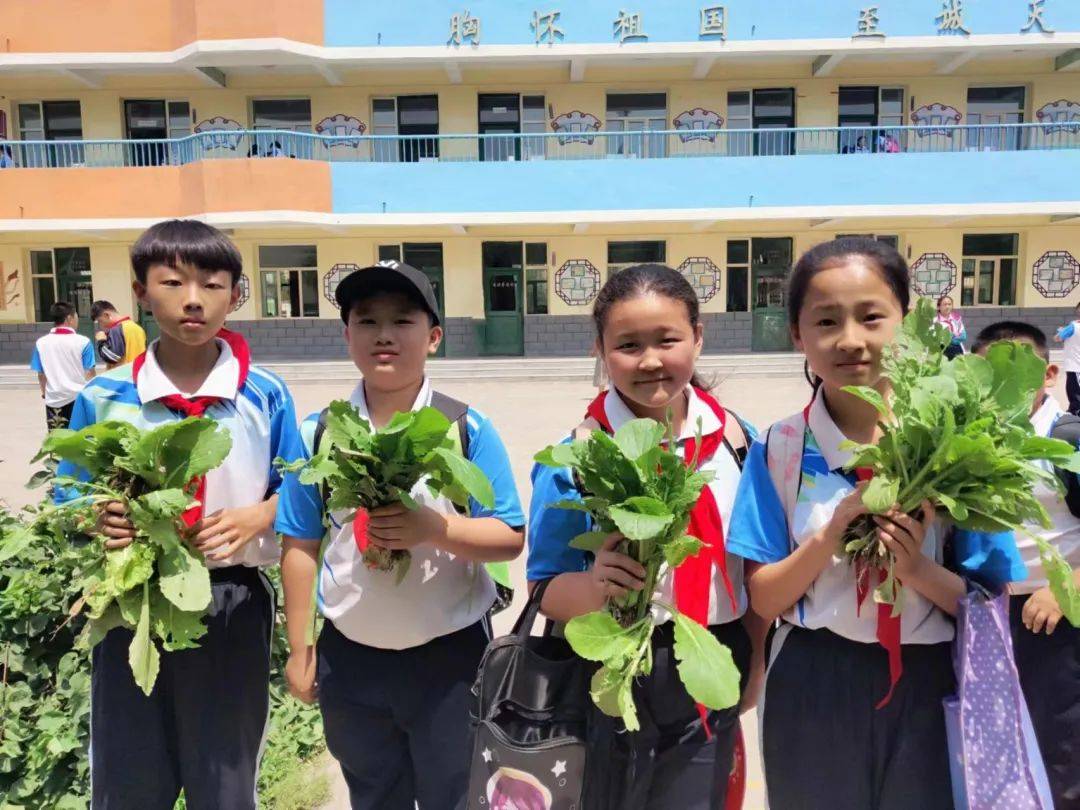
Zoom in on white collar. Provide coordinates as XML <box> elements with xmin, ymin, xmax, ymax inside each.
<box><xmin>348</xmin><ymin>377</ymin><xmax>432</xmax><ymax>421</ymax></box>
<box><xmin>137</xmin><ymin>338</ymin><xmax>240</xmax><ymax>402</ymax></box>
<box><xmin>806</xmin><ymin>390</ymin><xmax>855</xmax><ymax>472</ymax></box>
<box><xmin>1031</xmin><ymin>393</ymin><xmax>1064</xmax><ymax>437</ymax></box>
<box><xmin>602</xmin><ymin>386</ymin><xmax>722</xmax><ymax>441</ymax></box>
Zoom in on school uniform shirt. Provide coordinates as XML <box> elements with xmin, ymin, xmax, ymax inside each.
<box><xmin>274</xmin><ymin>377</ymin><xmax>526</xmax><ymax>651</ymax></box>
<box><xmin>727</xmin><ymin>393</ymin><xmax>1027</xmax><ymax>645</ymax></box>
<box><xmin>30</xmin><ymin>327</ymin><xmax>95</xmax><ymax>408</ymax></box>
<box><xmin>528</xmin><ymin>385</ymin><xmax>751</xmax><ymax>627</ymax></box>
<box><xmin>1012</xmin><ymin>394</ymin><xmax>1080</xmax><ymax>594</ymax></box>
<box><xmin>1057</xmin><ymin>321</ymin><xmax>1080</xmax><ymax>374</ymax></box>
<box><xmin>98</xmin><ymin>317</ymin><xmax>147</xmax><ymax>366</ymax></box>
<box><xmin>57</xmin><ymin>337</ymin><xmax>299</xmax><ymax>569</ymax></box>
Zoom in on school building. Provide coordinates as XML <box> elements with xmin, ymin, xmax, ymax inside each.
<box><xmin>0</xmin><ymin>0</ymin><xmax>1078</xmax><ymax>362</ymax></box>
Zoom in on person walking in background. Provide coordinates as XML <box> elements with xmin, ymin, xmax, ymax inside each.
<box><xmin>1056</xmin><ymin>301</ymin><xmax>1080</xmax><ymax>415</ymax></box>
<box><xmin>30</xmin><ymin>301</ymin><xmax>95</xmax><ymax>429</ymax></box>
<box><xmin>91</xmin><ymin>299</ymin><xmax>147</xmax><ymax>368</ymax></box>
<box><xmin>935</xmin><ymin>294</ymin><xmax>967</xmax><ymax>359</ymax></box>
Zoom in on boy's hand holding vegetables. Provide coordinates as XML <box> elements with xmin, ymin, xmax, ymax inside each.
<box><xmin>97</xmin><ymin>500</ymin><xmax>137</xmax><ymax>548</ymax></box>
<box><xmin>187</xmin><ymin>498</ymin><xmax>277</xmax><ymax>561</ymax></box>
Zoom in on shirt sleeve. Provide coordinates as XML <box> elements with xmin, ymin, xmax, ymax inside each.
<box><xmin>81</xmin><ymin>340</ymin><xmax>96</xmax><ymax>371</ymax></box>
<box><xmin>273</xmin><ymin>414</ymin><xmax>326</xmax><ymax>542</ymax></box>
<box><xmin>726</xmin><ymin>439</ymin><xmax>792</xmax><ymax>564</ymax></box>
<box><xmin>53</xmin><ymin>388</ymin><xmax>96</xmax><ymax>505</ymax></box>
<box><xmin>526</xmin><ymin>441</ymin><xmax>591</xmax><ymax>582</ymax></box>
<box><xmin>266</xmin><ymin>386</ymin><xmax>300</xmax><ymax>497</ymax></box>
<box><xmin>1058</xmin><ymin>322</ymin><xmax>1076</xmax><ymax>341</ymax></box>
<box><xmin>29</xmin><ymin>345</ymin><xmax>43</xmax><ymax>372</ymax></box>
<box><xmin>466</xmin><ymin>410</ymin><xmax>525</xmax><ymax>528</ymax></box>
<box><xmin>99</xmin><ymin>326</ymin><xmax>125</xmax><ymax>364</ymax></box>
<box><xmin>950</xmin><ymin>528</ymin><xmax>1028</xmax><ymax>588</ymax></box>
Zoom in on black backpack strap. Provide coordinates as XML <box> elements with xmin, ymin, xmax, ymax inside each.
<box><xmin>721</xmin><ymin>408</ymin><xmax>751</xmax><ymax>470</ymax></box>
<box><xmin>312</xmin><ymin>407</ymin><xmax>331</xmax><ymax>504</ymax></box>
<box><xmin>1050</xmin><ymin>413</ymin><xmax>1080</xmax><ymax>518</ymax></box>
<box><xmin>430</xmin><ymin>390</ymin><xmax>471</xmax><ymax>458</ymax></box>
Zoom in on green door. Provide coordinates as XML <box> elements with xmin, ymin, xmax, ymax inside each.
<box><xmin>138</xmin><ymin>305</ymin><xmax>161</xmax><ymax>344</ymax></box>
<box><xmin>482</xmin><ymin>266</ymin><xmax>524</xmax><ymax>356</ymax></box>
<box><xmin>54</xmin><ymin>247</ymin><xmax>95</xmax><ymax>340</ymax></box>
<box><xmin>750</xmin><ymin>237</ymin><xmax>794</xmax><ymax>352</ymax></box>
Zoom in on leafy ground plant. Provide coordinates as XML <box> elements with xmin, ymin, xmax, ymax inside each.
<box><xmin>278</xmin><ymin>402</ymin><xmax>494</xmax><ymax>582</ymax></box>
<box><xmin>9</xmin><ymin>418</ymin><xmax>233</xmax><ymax>695</ymax></box>
<box><xmin>535</xmin><ymin>418</ymin><xmax>741</xmax><ymax>731</ymax></box>
<box><xmin>842</xmin><ymin>297</ymin><xmax>1080</xmax><ymax>619</ymax></box>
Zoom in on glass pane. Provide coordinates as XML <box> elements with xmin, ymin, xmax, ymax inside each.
<box><xmin>998</xmin><ymin>258</ymin><xmax>1017</xmax><ymax>306</ymax></box>
<box><xmin>962</xmin><ymin>233</ymin><xmax>1017</xmax><ymax>257</ymax></box>
<box><xmin>753</xmin><ymin>89</ymin><xmax>794</xmax><ymax>126</ymax></box>
<box><xmin>525</xmin><ymin>243</ymin><xmax>547</xmax><ymax>265</ymax></box>
<box><xmin>967</xmin><ymin>86</ymin><xmax>1026</xmax><ymax>115</ymax></box>
<box><xmin>33</xmin><ymin>276</ymin><xmax>55</xmax><ymax>322</ymax></box>
<box><xmin>879</xmin><ymin>88</ymin><xmax>904</xmax><ymax>121</ymax></box>
<box><xmin>726</xmin><ymin>266</ymin><xmax>748</xmax><ymax>312</ymax></box>
<box><xmin>301</xmin><ymin>270</ymin><xmax>319</xmax><ymax>316</ymax></box>
<box><xmin>284</xmin><ymin>270</ymin><xmax>301</xmax><ymax>317</ymax></box>
<box><xmin>30</xmin><ymin>250</ymin><xmax>54</xmax><ymax>277</ymax></box>
<box><xmin>252</xmin><ymin>98</ymin><xmax>312</xmax><ymax>131</ymax></box>
<box><xmin>479</xmin><ymin>94</ymin><xmax>520</xmax><ymax>125</ymax></box>
<box><xmin>727</xmin><ymin>92</ymin><xmax>750</xmax><ymax>119</ymax></box>
<box><xmin>378</xmin><ymin>244</ymin><xmax>402</xmax><ymax>262</ymax></box>
<box><xmin>522</xmin><ymin>96</ymin><xmax>546</xmax><ymax>123</ymax></box>
<box><xmin>261</xmin><ymin>271</ymin><xmax>279</xmax><ymax>317</ymax></box>
<box><xmin>488</xmin><ymin>273</ymin><xmax>519</xmax><ymax>312</ymax></box>
<box><xmin>55</xmin><ymin>247</ymin><xmax>91</xmax><ymax>279</ymax></box>
<box><xmin>402</xmin><ymin>243</ymin><xmax>443</xmax><ymax>273</ymax></box>
<box><xmin>259</xmin><ymin>244</ymin><xmax>317</xmax><ymax>268</ymax></box>
<box><xmin>961</xmin><ymin>258</ymin><xmax>976</xmax><ymax>306</ymax></box>
<box><xmin>977</xmin><ymin>260</ymin><xmax>995</xmax><ymax>304</ymax></box>
<box><xmin>727</xmin><ymin>240</ymin><xmax>749</xmax><ymax>265</ymax></box>
<box><xmin>483</xmin><ymin>242</ymin><xmax>522</xmax><ymax>270</ymax></box>
<box><xmin>607</xmin><ymin>93</ymin><xmax>666</xmax><ymax>120</ymax></box>
<box><xmin>168</xmin><ymin>101</ymin><xmax>191</xmax><ymax>125</ymax></box>
<box><xmin>607</xmin><ymin>241</ymin><xmax>665</xmax><ymax>264</ymax></box>
<box><xmin>43</xmin><ymin>101</ymin><xmax>82</xmax><ymax>140</ymax></box>
<box><xmin>125</xmin><ymin>100</ymin><xmax>166</xmax><ymax>133</ymax></box>
<box><xmin>18</xmin><ymin>103</ymin><xmax>42</xmax><ymax>134</ymax></box>
<box><xmin>397</xmin><ymin>96</ymin><xmax>438</xmax><ymax>129</ymax></box>
<box><xmin>876</xmin><ymin>235</ymin><xmax>899</xmax><ymax>249</ymax></box>
<box><xmin>838</xmin><ymin>86</ymin><xmax>877</xmax><ymax>124</ymax></box>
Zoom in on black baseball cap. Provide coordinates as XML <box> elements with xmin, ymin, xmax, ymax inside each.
<box><xmin>335</xmin><ymin>260</ymin><xmax>441</xmax><ymax>326</ymax></box>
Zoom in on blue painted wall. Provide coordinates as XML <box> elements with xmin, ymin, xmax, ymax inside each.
<box><xmin>330</xmin><ymin>150</ymin><xmax>1080</xmax><ymax>213</ymax></box>
<box><xmin>325</xmin><ymin>0</ymin><xmax>1079</xmax><ymax>47</ymax></box>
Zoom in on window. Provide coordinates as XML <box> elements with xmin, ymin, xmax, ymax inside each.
<box><xmin>837</xmin><ymin>87</ymin><xmax>905</xmax><ymax>153</ymax></box>
<box><xmin>29</xmin><ymin>247</ymin><xmax>92</xmax><ymax>322</ymax></box>
<box><xmin>17</xmin><ymin>100</ymin><xmax>83</xmax><ymax>167</ymax></box>
<box><xmin>477</xmin><ymin>94</ymin><xmax>547</xmax><ymax>162</ymax></box>
<box><xmin>608</xmin><ymin>241</ymin><xmax>666</xmax><ymax>275</ymax></box>
<box><xmin>523</xmin><ymin>96</ymin><xmax>547</xmax><ymax>160</ymax></box>
<box><xmin>252</xmin><ymin>98</ymin><xmax>312</xmax><ymax>132</ymax></box>
<box><xmin>967</xmin><ymin>86</ymin><xmax>1025</xmax><ymax>150</ymax></box>
<box><xmin>372</xmin><ymin>95</ymin><xmax>439</xmax><ymax>162</ymax></box>
<box><xmin>377</xmin><ymin>244</ymin><xmax>402</xmax><ymax>263</ymax></box>
<box><xmin>961</xmin><ymin>233</ymin><xmax>1019</xmax><ymax>306</ymax></box>
<box><xmin>727</xmin><ymin>89</ymin><xmax>795</xmax><ymax>156</ymax></box>
<box><xmin>525</xmin><ymin>242</ymin><xmax>548</xmax><ymax>314</ymax></box>
<box><xmin>123</xmin><ymin>99</ymin><xmax>191</xmax><ymax>166</ymax></box>
<box><xmin>376</xmin><ymin>243</ymin><xmax>445</xmax><ymax>317</ymax></box>
<box><xmin>30</xmin><ymin>250</ymin><xmax>57</xmax><ymax>322</ymax></box>
<box><xmin>606</xmin><ymin>93</ymin><xmax>667</xmax><ymax>158</ymax></box>
<box><xmin>837</xmin><ymin>234</ymin><xmax>900</xmax><ymax>250</ymax></box>
<box><xmin>726</xmin><ymin>240</ymin><xmax>750</xmax><ymax>312</ymax></box>
<box><xmin>259</xmin><ymin>245</ymin><xmax>319</xmax><ymax>318</ymax></box>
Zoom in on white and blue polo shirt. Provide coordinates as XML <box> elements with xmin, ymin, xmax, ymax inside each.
<box><xmin>1057</xmin><ymin>321</ymin><xmax>1080</xmax><ymax>374</ymax></box>
<box><xmin>30</xmin><ymin>327</ymin><xmax>95</xmax><ymax>408</ymax></box>
<box><xmin>527</xmin><ymin>386</ymin><xmax>753</xmax><ymax>627</ymax></box>
<box><xmin>727</xmin><ymin>392</ymin><xmax>1027</xmax><ymax>645</ymax></box>
<box><xmin>57</xmin><ymin>337</ymin><xmax>300</xmax><ymax>569</ymax></box>
<box><xmin>274</xmin><ymin>377</ymin><xmax>525</xmax><ymax>650</ymax></box>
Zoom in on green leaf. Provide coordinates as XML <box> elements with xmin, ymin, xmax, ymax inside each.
<box><xmin>612</xmin><ymin>419</ymin><xmax>666</xmax><ymax>461</ymax></box>
<box><xmin>840</xmin><ymin>385</ymin><xmax>889</xmax><ymax>417</ymax></box>
<box><xmin>534</xmin><ymin>442</ymin><xmax>580</xmax><ymax>468</ymax></box>
<box><xmin>608</xmin><ymin>503</ymin><xmax>674</xmax><ymax>542</ymax></box>
<box><xmin>564</xmin><ymin>611</ymin><xmax>639</xmax><ymax>662</ymax></box>
<box><xmin>569</xmin><ymin>531</ymin><xmax>610</xmax><ymax>552</ymax></box>
<box><xmin>672</xmin><ymin>612</ymin><xmax>740</xmax><ymax>711</ymax></box>
<box><xmin>103</xmin><ymin>543</ymin><xmax>155</xmax><ymax>594</ymax></box>
<box><xmin>122</xmin><ymin>418</ymin><xmax>232</xmax><ymax>489</ymax></box>
<box><xmin>1032</xmin><ymin>534</ymin><xmax>1080</xmax><ymax>626</ymax></box>
<box><xmin>861</xmin><ymin>476</ymin><xmax>899</xmax><ymax>514</ymax></box>
<box><xmin>428</xmin><ymin>447</ymin><xmax>495</xmax><ymax>509</ymax></box>
<box><xmin>128</xmin><ymin>583</ymin><xmax>160</xmax><ymax>696</ymax></box>
<box><xmin>663</xmin><ymin>535</ymin><xmax>703</xmax><ymax>568</ymax></box>
<box><xmin>0</xmin><ymin>522</ymin><xmax>35</xmax><ymax>563</ymax></box>
<box><xmin>157</xmin><ymin>543</ymin><xmax>212</xmax><ymax>612</ymax></box>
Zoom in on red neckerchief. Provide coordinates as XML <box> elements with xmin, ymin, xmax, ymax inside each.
<box><xmin>803</xmin><ymin>397</ymin><xmax>902</xmax><ymax>709</ymax></box>
<box><xmin>52</xmin><ymin>327</ymin><xmax>76</xmax><ymax>335</ymax></box>
<box><xmin>132</xmin><ymin>328</ymin><xmax>250</xmax><ymax>527</ymax></box>
<box><xmin>112</xmin><ymin>316</ymin><xmax>131</xmax><ymax>326</ymax></box>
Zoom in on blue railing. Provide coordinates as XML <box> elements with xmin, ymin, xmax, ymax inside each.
<box><xmin>1</xmin><ymin>122</ymin><xmax>1077</xmax><ymax>168</ymax></box>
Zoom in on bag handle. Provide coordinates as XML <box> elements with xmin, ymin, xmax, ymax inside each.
<box><xmin>511</xmin><ymin>577</ymin><xmax>555</xmax><ymax>641</ymax></box>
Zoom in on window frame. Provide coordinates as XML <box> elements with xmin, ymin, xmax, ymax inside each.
<box><xmin>960</xmin><ymin>233</ymin><xmax>1019</xmax><ymax>307</ymax></box>
<box><xmin>525</xmin><ymin>241</ymin><xmax>549</xmax><ymax>315</ymax></box>
<box><xmin>725</xmin><ymin>239</ymin><xmax>750</xmax><ymax>313</ymax></box>
<box><xmin>258</xmin><ymin>244</ymin><xmax>319</xmax><ymax>319</ymax></box>
<box><xmin>607</xmin><ymin>240</ymin><xmax>666</xmax><ymax>276</ymax></box>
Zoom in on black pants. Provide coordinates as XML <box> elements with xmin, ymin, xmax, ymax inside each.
<box><xmin>317</xmin><ymin>619</ymin><xmax>489</xmax><ymax>810</ymax></box>
<box><xmin>45</xmin><ymin>401</ymin><xmax>74</xmax><ymax>429</ymax></box>
<box><xmin>591</xmin><ymin>620</ymin><xmax>752</xmax><ymax>810</ymax></box>
<box><xmin>1010</xmin><ymin>595</ymin><xmax>1080</xmax><ymax>809</ymax></box>
<box><xmin>1068</xmin><ymin>372</ymin><xmax>1080</xmax><ymax>416</ymax></box>
<box><xmin>90</xmin><ymin>566</ymin><xmax>275</xmax><ymax>810</ymax></box>
<box><xmin>943</xmin><ymin>342</ymin><xmax>964</xmax><ymax>360</ymax></box>
<box><xmin>762</xmin><ymin>626</ymin><xmax>955</xmax><ymax>810</ymax></box>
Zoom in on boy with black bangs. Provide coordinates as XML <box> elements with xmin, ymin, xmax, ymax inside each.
<box><xmin>58</xmin><ymin>219</ymin><xmax>301</xmax><ymax>810</ymax></box>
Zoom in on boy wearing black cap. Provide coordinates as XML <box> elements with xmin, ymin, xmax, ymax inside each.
<box><xmin>275</xmin><ymin>260</ymin><xmax>526</xmax><ymax>810</ymax></box>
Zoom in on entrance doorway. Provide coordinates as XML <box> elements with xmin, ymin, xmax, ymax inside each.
<box><xmin>124</xmin><ymin>100</ymin><xmax>191</xmax><ymax>166</ymax></box>
<box><xmin>750</xmin><ymin>238</ymin><xmax>794</xmax><ymax>351</ymax></box>
<box><xmin>481</xmin><ymin>242</ymin><xmax>524</xmax><ymax>356</ymax></box>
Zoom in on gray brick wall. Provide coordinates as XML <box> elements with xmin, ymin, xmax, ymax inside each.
<box><xmin>524</xmin><ymin>314</ymin><xmax>594</xmax><ymax>357</ymax></box>
<box><xmin>0</xmin><ymin>322</ymin><xmax>54</xmax><ymax>365</ymax></box>
<box><xmin>227</xmin><ymin>319</ymin><xmax>349</xmax><ymax>362</ymax></box>
<box><xmin>957</xmin><ymin>306</ymin><xmax>1074</xmax><ymax>348</ymax></box>
<box><xmin>703</xmin><ymin>312</ymin><xmax>754</xmax><ymax>352</ymax></box>
<box><xmin>443</xmin><ymin>317</ymin><xmax>481</xmax><ymax>357</ymax></box>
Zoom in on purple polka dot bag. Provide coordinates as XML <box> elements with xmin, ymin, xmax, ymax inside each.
<box><xmin>943</xmin><ymin>588</ymin><xmax>1055</xmax><ymax>809</ymax></box>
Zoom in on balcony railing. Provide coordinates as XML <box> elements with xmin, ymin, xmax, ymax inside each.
<box><xmin>1</xmin><ymin>122</ymin><xmax>1077</xmax><ymax>169</ymax></box>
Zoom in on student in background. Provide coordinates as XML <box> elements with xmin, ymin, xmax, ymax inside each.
<box><xmin>30</xmin><ymin>301</ymin><xmax>95</xmax><ymax>428</ymax></box>
<box><xmin>934</xmin><ymin>294</ymin><xmax>967</xmax><ymax>360</ymax></box>
<box><xmin>91</xmin><ymin>299</ymin><xmax>147</xmax><ymax>368</ymax></box>
<box><xmin>1056</xmin><ymin>301</ymin><xmax>1080</xmax><ymax>415</ymax></box>
<box><xmin>973</xmin><ymin>320</ymin><xmax>1080</xmax><ymax>809</ymax></box>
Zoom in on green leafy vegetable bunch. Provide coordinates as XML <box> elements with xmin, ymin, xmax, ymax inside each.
<box><xmin>277</xmin><ymin>402</ymin><xmax>494</xmax><ymax>581</ymax></box>
<box><xmin>841</xmin><ymin>297</ymin><xmax>1080</xmax><ymax>618</ymax></box>
<box><xmin>535</xmin><ymin>418</ymin><xmax>740</xmax><ymax>731</ymax></box>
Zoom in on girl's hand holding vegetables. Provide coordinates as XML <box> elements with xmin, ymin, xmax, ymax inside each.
<box><xmin>366</xmin><ymin>502</ymin><xmax>448</xmax><ymax>551</ymax></box>
<box><xmin>873</xmin><ymin>500</ymin><xmax>936</xmax><ymax>581</ymax></box>
<box><xmin>1023</xmin><ymin>587</ymin><xmax>1064</xmax><ymax>635</ymax></box>
<box><xmin>97</xmin><ymin>500</ymin><xmax>137</xmax><ymax>549</ymax></box>
<box><xmin>590</xmin><ymin>533</ymin><xmax>646</xmax><ymax>601</ymax></box>
<box><xmin>815</xmin><ymin>484</ymin><xmax>870</xmax><ymax>557</ymax></box>
<box><xmin>188</xmin><ymin>499</ymin><xmax>276</xmax><ymax>562</ymax></box>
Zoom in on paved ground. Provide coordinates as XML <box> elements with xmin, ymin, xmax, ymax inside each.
<box><xmin>1</xmin><ymin>371</ymin><xmax>1068</xmax><ymax>809</ymax></box>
